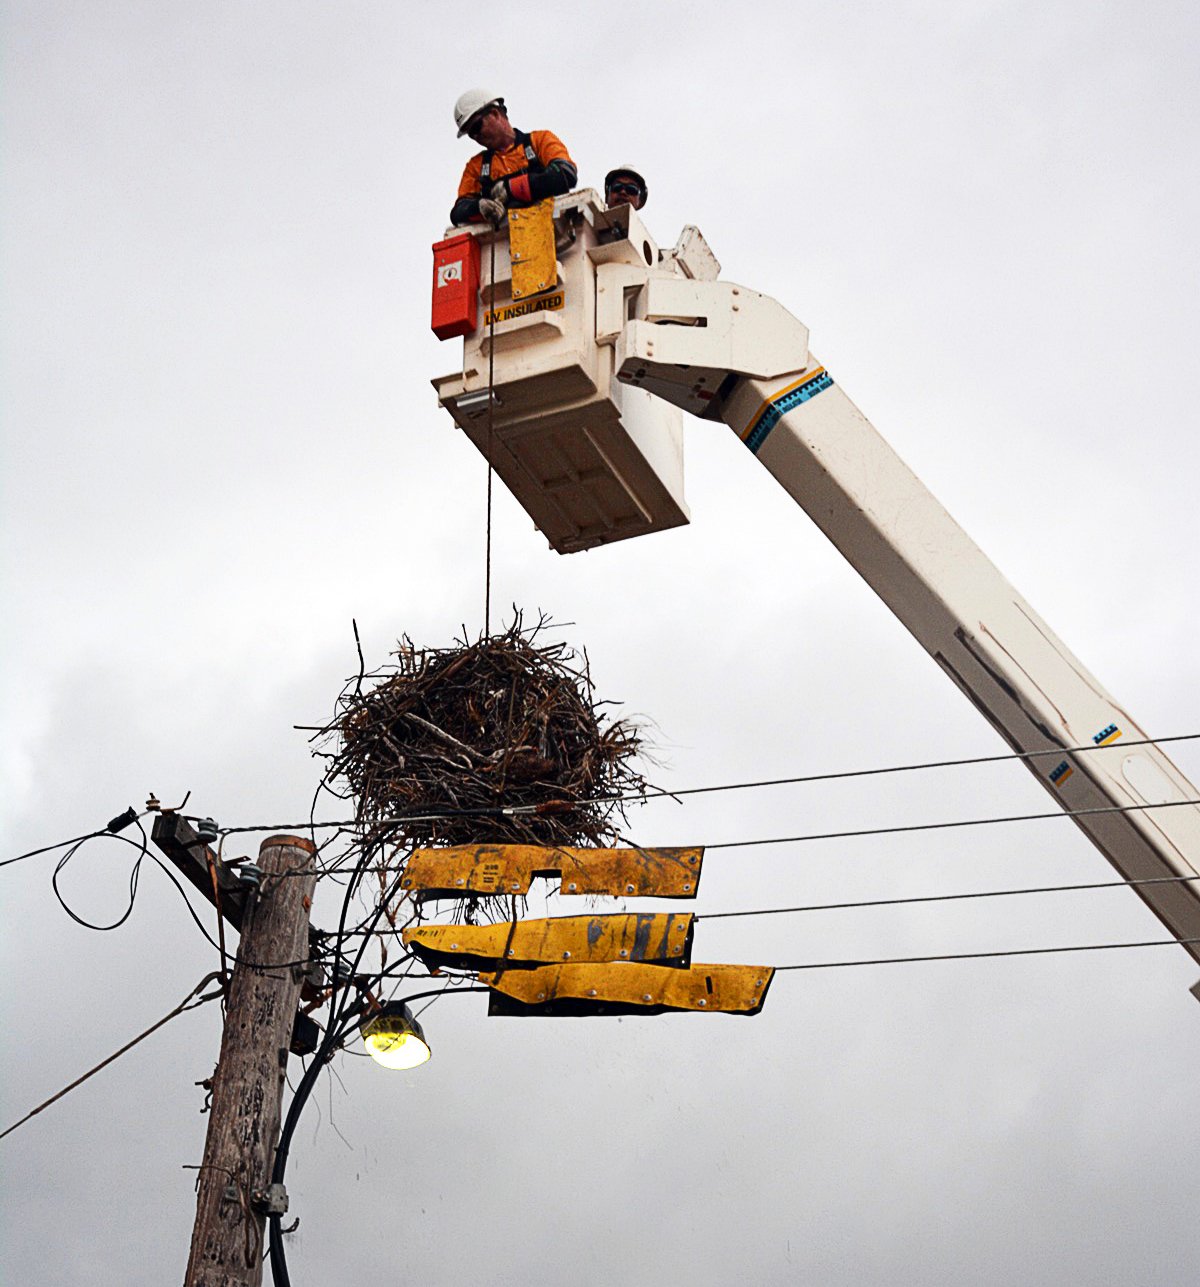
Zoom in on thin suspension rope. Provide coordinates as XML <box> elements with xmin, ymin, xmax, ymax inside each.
<box><xmin>484</xmin><ymin>230</ymin><xmax>497</xmax><ymax>637</ymax></box>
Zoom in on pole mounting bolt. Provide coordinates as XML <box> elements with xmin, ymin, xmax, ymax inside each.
<box><xmin>251</xmin><ymin>1183</ymin><xmax>289</xmax><ymax>1216</ymax></box>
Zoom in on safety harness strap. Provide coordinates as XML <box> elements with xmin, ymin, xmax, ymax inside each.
<box><xmin>478</xmin><ymin>129</ymin><xmax>542</xmax><ymax>193</ymax></box>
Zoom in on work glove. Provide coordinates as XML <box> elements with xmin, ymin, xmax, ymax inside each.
<box><xmin>488</xmin><ymin>179</ymin><xmax>510</xmax><ymax>205</ymax></box>
<box><xmin>477</xmin><ymin>196</ymin><xmax>506</xmax><ymax>225</ymax></box>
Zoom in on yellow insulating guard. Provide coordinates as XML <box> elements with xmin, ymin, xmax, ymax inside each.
<box><xmin>401</xmin><ymin>844</ymin><xmax>703</xmax><ymax>899</ymax></box>
<box><xmin>403</xmin><ymin>912</ymin><xmax>694</xmax><ymax>967</ymax></box>
<box><xmin>478</xmin><ymin>961</ymin><xmax>774</xmax><ymax>1014</ymax></box>
<box><xmin>507</xmin><ymin>199</ymin><xmax>557</xmax><ymax>301</ymax></box>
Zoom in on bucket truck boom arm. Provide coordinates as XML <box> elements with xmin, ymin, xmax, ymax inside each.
<box><xmin>617</xmin><ymin>274</ymin><xmax>1200</xmax><ymax>986</ymax></box>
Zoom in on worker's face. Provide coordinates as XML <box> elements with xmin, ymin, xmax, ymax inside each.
<box><xmin>606</xmin><ymin>178</ymin><xmax>644</xmax><ymax>210</ymax></box>
<box><xmin>467</xmin><ymin>106</ymin><xmax>512</xmax><ymax>151</ymax></box>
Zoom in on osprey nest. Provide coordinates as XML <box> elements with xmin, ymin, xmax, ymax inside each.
<box><xmin>323</xmin><ymin>619</ymin><xmax>650</xmax><ymax>849</ymax></box>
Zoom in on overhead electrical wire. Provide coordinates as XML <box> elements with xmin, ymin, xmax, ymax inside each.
<box><xmin>219</xmin><ymin>730</ymin><xmax>1200</xmax><ymax>835</ymax></box>
<box><xmin>192</xmin><ymin>732</ymin><xmax>1200</xmax><ymax>840</ymax></box>
<box><xmin>7</xmin><ymin>925</ymin><xmax>1192</xmax><ymax>1156</ymax></box>
<box><xmin>1</xmin><ymin>828</ymin><xmax>111</xmax><ymax>869</ymax></box>
<box><xmin>615</xmin><ymin>731</ymin><xmax>1200</xmax><ymax>804</ymax></box>
<box><xmin>695</xmin><ymin>871</ymin><xmax>1200</xmax><ymax>922</ymax></box>
<box><xmin>0</xmin><ymin>972</ymin><xmax>224</xmax><ymax>1144</ymax></box>
<box><xmin>8</xmin><ymin>722</ymin><xmax>1199</xmax><ymax>986</ymax></box>
<box><xmin>51</xmin><ymin>821</ymin><xmax>151</xmax><ymax>933</ymax></box>
<box><xmin>8</xmin><ymin>726</ymin><xmax>1195</xmax><ymax>1275</ymax></box>
<box><xmin>7</xmin><ymin>729</ymin><xmax>1177</xmax><ymax>868</ymax></box>
<box><xmin>2</xmin><ymin>804</ymin><xmax>144</xmax><ymax>870</ymax></box>
<box><xmin>772</xmin><ymin>936</ymin><xmax>1200</xmax><ymax>971</ymax></box>
<box><xmin>243</xmin><ymin>793</ymin><xmax>1200</xmax><ymax>878</ymax></box>
<box><xmin>12</xmin><ymin>797</ymin><xmax>1200</xmax><ymax>984</ymax></box>
<box><xmin>3</xmin><ymin>811</ymin><xmax>245</xmax><ymax>959</ymax></box>
<box><xmin>41</xmin><ymin>823</ymin><xmax>228</xmax><ymax>954</ymax></box>
<box><xmin>702</xmin><ymin>795</ymin><xmax>1200</xmax><ymax>851</ymax></box>
<box><xmin>7</xmin><ymin>782</ymin><xmax>1196</xmax><ymax>1219</ymax></box>
<box><xmin>8</xmin><ymin>731</ymin><xmax>1197</xmax><ymax>873</ymax></box>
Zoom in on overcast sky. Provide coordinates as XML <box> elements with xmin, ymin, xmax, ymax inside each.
<box><xmin>3</xmin><ymin>2</ymin><xmax>1200</xmax><ymax>1283</ymax></box>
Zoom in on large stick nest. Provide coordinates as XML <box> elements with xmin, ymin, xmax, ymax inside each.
<box><xmin>323</xmin><ymin>617</ymin><xmax>650</xmax><ymax>848</ymax></box>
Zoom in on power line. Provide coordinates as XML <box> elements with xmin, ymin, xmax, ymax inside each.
<box><xmin>618</xmin><ymin>732</ymin><xmax>1200</xmax><ymax>804</ymax></box>
<box><xmin>181</xmin><ymin>870</ymin><xmax>1200</xmax><ymax>971</ymax></box>
<box><xmin>696</xmin><ymin>872</ymin><xmax>1200</xmax><ymax>921</ymax></box>
<box><xmin>11</xmin><ymin>733</ymin><xmax>1190</xmax><ymax>865</ymax></box>
<box><xmin>260</xmin><ymin>794</ymin><xmax>1200</xmax><ymax>878</ymax></box>
<box><xmin>198</xmin><ymin>731</ymin><xmax>1200</xmax><ymax>838</ymax></box>
<box><xmin>773</xmin><ymin>936</ymin><xmax>1200</xmax><ymax>971</ymax></box>
<box><xmin>703</xmin><ymin>795</ymin><xmax>1200</xmax><ymax>851</ymax></box>
<box><xmin>2</xmin><ymin>805</ymin><xmax>144</xmax><ymax>870</ymax></box>
<box><xmin>0</xmin><ymin>973</ymin><xmax>224</xmax><ymax>1144</ymax></box>
<box><xmin>51</xmin><ymin>822</ymin><xmax>151</xmax><ymax>933</ymax></box>
<box><xmin>2</xmin><ymin>828</ymin><xmax>108</xmax><ymax>869</ymax></box>
<box><xmin>10</xmin><ymin>764</ymin><xmax>1199</xmax><ymax>966</ymax></box>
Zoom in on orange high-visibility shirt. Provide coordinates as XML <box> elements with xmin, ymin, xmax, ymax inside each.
<box><xmin>456</xmin><ymin>129</ymin><xmax>575</xmax><ymax>199</ymax></box>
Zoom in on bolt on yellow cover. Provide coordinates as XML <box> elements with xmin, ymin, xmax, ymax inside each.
<box><xmin>403</xmin><ymin>912</ymin><xmax>694</xmax><ymax>969</ymax></box>
<box><xmin>401</xmin><ymin>844</ymin><xmax>703</xmax><ymax>899</ymax></box>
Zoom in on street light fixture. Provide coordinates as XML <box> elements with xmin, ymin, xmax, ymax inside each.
<box><xmin>360</xmin><ymin>1001</ymin><xmax>432</xmax><ymax>1070</ymax></box>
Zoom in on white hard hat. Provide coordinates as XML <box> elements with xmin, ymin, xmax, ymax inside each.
<box><xmin>454</xmin><ymin>88</ymin><xmax>504</xmax><ymax>137</ymax></box>
<box><xmin>604</xmin><ymin>165</ymin><xmax>649</xmax><ymax>207</ymax></box>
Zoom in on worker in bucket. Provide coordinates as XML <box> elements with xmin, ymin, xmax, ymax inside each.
<box><xmin>604</xmin><ymin>165</ymin><xmax>648</xmax><ymax>211</ymax></box>
<box><xmin>450</xmin><ymin>89</ymin><xmax>578</xmax><ymax>227</ymax></box>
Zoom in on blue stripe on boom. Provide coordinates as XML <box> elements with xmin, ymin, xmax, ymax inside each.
<box><xmin>744</xmin><ymin>371</ymin><xmax>834</xmax><ymax>454</ymax></box>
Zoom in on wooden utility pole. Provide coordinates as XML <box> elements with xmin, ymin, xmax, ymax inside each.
<box><xmin>183</xmin><ymin>834</ymin><xmax>316</xmax><ymax>1287</ymax></box>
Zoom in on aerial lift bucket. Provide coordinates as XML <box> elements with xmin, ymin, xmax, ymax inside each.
<box><xmin>431</xmin><ymin>193</ymin><xmax>696</xmax><ymax>554</ymax></box>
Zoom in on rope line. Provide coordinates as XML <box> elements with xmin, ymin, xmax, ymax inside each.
<box><xmin>484</xmin><ymin>231</ymin><xmax>497</xmax><ymax>637</ymax></box>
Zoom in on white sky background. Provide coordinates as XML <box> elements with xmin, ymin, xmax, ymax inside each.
<box><xmin>3</xmin><ymin>0</ymin><xmax>1200</xmax><ymax>1282</ymax></box>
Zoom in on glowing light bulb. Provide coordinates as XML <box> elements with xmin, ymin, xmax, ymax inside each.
<box><xmin>360</xmin><ymin>1002</ymin><xmax>432</xmax><ymax>1070</ymax></box>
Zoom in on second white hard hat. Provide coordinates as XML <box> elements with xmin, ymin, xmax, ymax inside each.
<box><xmin>454</xmin><ymin>88</ymin><xmax>504</xmax><ymax>137</ymax></box>
<box><xmin>604</xmin><ymin>165</ymin><xmax>649</xmax><ymax>207</ymax></box>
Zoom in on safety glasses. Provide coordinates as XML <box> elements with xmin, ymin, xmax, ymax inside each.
<box><xmin>608</xmin><ymin>181</ymin><xmax>642</xmax><ymax>198</ymax></box>
<box><xmin>466</xmin><ymin>110</ymin><xmax>492</xmax><ymax>141</ymax></box>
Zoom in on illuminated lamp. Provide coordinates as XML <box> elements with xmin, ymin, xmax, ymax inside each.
<box><xmin>360</xmin><ymin>1001</ymin><xmax>432</xmax><ymax>1070</ymax></box>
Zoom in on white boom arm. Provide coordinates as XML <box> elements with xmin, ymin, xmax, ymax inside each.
<box><xmin>433</xmin><ymin>192</ymin><xmax>1200</xmax><ymax>991</ymax></box>
<box><xmin>620</xmin><ymin>277</ymin><xmax>1200</xmax><ymax>984</ymax></box>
